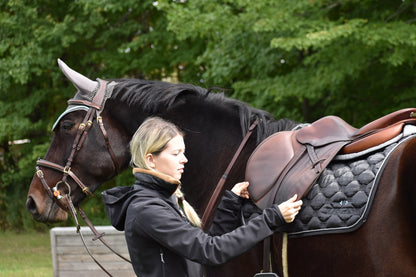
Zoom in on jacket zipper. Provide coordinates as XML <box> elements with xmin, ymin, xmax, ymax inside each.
<box><xmin>160</xmin><ymin>248</ymin><xmax>166</xmax><ymax>277</ymax></box>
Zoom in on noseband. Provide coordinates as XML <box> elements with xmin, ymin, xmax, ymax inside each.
<box><xmin>35</xmin><ymin>79</ymin><xmax>119</xmax><ymax>210</ymax></box>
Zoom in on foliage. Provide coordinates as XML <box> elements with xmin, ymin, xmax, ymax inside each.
<box><xmin>2</xmin><ymin>0</ymin><xmax>416</xmax><ymax>230</ymax></box>
<box><xmin>158</xmin><ymin>0</ymin><xmax>416</xmax><ymax>123</ymax></box>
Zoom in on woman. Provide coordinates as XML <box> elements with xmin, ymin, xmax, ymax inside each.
<box><xmin>102</xmin><ymin>117</ymin><xmax>302</xmax><ymax>277</ymax></box>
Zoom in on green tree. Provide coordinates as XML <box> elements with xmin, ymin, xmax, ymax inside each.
<box><xmin>158</xmin><ymin>0</ymin><xmax>416</xmax><ymax>124</ymax></box>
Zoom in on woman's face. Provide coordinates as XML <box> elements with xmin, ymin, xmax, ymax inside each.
<box><xmin>148</xmin><ymin>135</ymin><xmax>188</xmax><ymax>180</ymax></box>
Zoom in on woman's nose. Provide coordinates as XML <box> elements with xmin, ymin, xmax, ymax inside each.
<box><xmin>182</xmin><ymin>154</ymin><xmax>188</xmax><ymax>163</ymax></box>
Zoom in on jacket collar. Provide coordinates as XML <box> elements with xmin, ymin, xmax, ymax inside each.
<box><xmin>132</xmin><ymin>168</ymin><xmax>181</xmax><ymax>196</ymax></box>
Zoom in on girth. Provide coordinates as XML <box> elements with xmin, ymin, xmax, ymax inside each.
<box><xmin>245</xmin><ymin>108</ymin><xmax>416</xmax><ymax>209</ymax></box>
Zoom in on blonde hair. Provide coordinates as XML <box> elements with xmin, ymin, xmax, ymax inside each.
<box><xmin>130</xmin><ymin>117</ymin><xmax>202</xmax><ymax>228</ymax></box>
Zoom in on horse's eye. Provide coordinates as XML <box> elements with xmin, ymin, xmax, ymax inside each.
<box><xmin>61</xmin><ymin>121</ymin><xmax>75</xmax><ymax>130</ymax></box>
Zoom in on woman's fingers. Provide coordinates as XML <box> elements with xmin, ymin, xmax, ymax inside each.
<box><xmin>279</xmin><ymin>195</ymin><xmax>303</xmax><ymax>223</ymax></box>
<box><xmin>231</xmin><ymin>181</ymin><xmax>250</xmax><ymax>199</ymax></box>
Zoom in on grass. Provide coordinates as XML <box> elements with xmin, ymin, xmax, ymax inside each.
<box><xmin>0</xmin><ymin>231</ymin><xmax>52</xmax><ymax>277</ymax></box>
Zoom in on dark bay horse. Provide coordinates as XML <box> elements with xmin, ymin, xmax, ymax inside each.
<box><xmin>26</xmin><ymin>60</ymin><xmax>416</xmax><ymax>276</ymax></box>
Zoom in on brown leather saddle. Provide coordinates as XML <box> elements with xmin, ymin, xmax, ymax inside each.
<box><xmin>245</xmin><ymin>108</ymin><xmax>416</xmax><ymax>210</ymax></box>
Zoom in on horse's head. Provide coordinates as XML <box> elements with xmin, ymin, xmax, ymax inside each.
<box><xmin>26</xmin><ymin>59</ymin><xmax>131</xmax><ymax>222</ymax></box>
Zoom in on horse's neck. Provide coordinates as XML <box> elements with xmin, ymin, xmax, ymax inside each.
<box><xmin>176</xmin><ymin>119</ymin><xmax>256</xmax><ymax>210</ymax></box>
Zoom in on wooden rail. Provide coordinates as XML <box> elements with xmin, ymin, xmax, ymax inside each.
<box><xmin>50</xmin><ymin>226</ymin><xmax>134</xmax><ymax>277</ymax></box>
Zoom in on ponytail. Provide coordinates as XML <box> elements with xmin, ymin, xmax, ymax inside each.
<box><xmin>175</xmin><ymin>188</ymin><xmax>202</xmax><ymax>228</ymax></box>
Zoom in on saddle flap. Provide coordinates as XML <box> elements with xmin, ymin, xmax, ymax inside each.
<box><xmin>246</xmin><ymin>131</ymin><xmax>298</xmax><ymax>204</ymax></box>
<box><xmin>296</xmin><ymin>116</ymin><xmax>357</xmax><ymax>146</ymax></box>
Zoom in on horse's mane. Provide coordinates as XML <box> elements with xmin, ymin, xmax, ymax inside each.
<box><xmin>111</xmin><ymin>79</ymin><xmax>296</xmax><ymax>142</ymax></box>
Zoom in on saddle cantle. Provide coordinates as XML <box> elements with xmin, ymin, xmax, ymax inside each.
<box><xmin>246</xmin><ymin>108</ymin><xmax>416</xmax><ymax>210</ymax></box>
<box><xmin>342</xmin><ymin>108</ymin><xmax>416</xmax><ymax>153</ymax></box>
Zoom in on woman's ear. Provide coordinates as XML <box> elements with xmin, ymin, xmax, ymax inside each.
<box><xmin>145</xmin><ymin>153</ymin><xmax>156</xmax><ymax>169</ymax></box>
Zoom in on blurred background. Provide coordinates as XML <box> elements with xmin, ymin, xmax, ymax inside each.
<box><xmin>1</xmin><ymin>0</ymin><xmax>416</xmax><ymax>234</ymax></box>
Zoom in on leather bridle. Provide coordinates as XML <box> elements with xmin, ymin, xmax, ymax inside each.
<box><xmin>34</xmin><ymin>79</ymin><xmax>130</xmax><ymax>276</ymax></box>
<box><xmin>35</xmin><ymin>79</ymin><xmax>119</xmax><ymax>210</ymax></box>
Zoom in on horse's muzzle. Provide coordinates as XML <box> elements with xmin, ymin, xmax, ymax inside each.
<box><xmin>26</xmin><ymin>195</ymin><xmax>68</xmax><ymax>222</ymax></box>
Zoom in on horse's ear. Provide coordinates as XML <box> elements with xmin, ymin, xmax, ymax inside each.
<box><xmin>57</xmin><ymin>58</ymin><xmax>98</xmax><ymax>94</ymax></box>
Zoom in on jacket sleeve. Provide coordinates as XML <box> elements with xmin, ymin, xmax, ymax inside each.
<box><xmin>208</xmin><ymin>190</ymin><xmax>243</xmax><ymax>236</ymax></box>
<box><xmin>132</xmin><ymin>198</ymin><xmax>286</xmax><ymax>266</ymax></box>
<box><xmin>209</xmin><ymin>190</ymin><xmax>264</xmax><ymax>235</ymax></box>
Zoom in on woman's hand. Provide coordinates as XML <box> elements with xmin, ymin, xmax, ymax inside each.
<box><xmin>278</xmin><ymin>194</ymin><xmax>303</xmax><ymax>223</ymax></box>
<box><xmin>231</xmin><ymin>181</ymin><xmax>250</xmax><ymax>199</ymax></box>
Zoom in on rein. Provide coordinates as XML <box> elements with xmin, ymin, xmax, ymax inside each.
<box><xmin>202</xmin><ymin>120</ymin><xmax>258</xmax><ymax>230</ymax></box>
<box><xmin>201</xmin><ymin>120</ymin><xmax>283</xmax><ymax>276</ymax></box>
<box><xmin>35</xmin><ymin>79</ymin><xmax>130</xmax><ymax>276</ymax></box>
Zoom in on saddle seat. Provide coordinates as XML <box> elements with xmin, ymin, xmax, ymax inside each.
<box><xmin>246</xmin><ymin>108</ymin><xmax>416</xmax><ymax>210</ymax></box>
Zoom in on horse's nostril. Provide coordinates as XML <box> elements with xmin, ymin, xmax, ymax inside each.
<box><xmin>26</xmin><ymin>196</ymin><xmax>38</xmax><ymax>215</ymax></box>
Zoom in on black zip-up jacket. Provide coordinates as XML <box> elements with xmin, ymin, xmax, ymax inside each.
<box><xmin>102</xmin><ymin>169</ymin><xmax>286</xmax><ymax>277</ymax></box>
